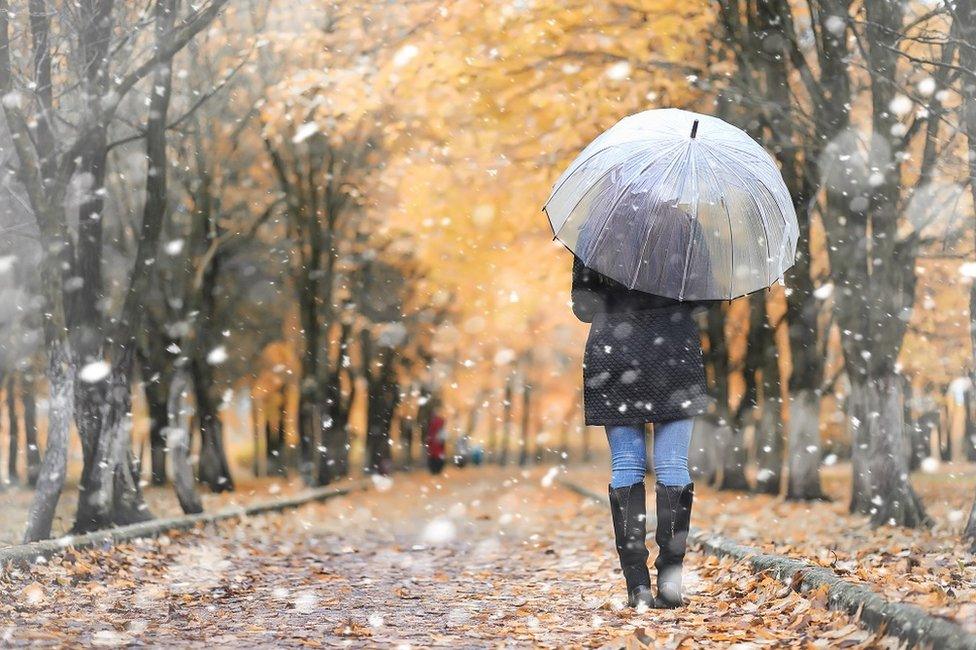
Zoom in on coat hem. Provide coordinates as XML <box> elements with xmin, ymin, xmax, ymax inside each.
<box><xmin>584</xmin><ymin>400</ymin><xmax>713</xmax><ymax>427</ymax></box>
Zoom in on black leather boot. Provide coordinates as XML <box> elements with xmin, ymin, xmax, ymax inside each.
<box><xmin>652</xmin><ymin>482</ymin><xmax>694</xmax><ymax>608</ymax></box>
<box><xmin>608</xmin><ymin>482</ymin><xmax>654</xmax><ymax>608</ymax></box>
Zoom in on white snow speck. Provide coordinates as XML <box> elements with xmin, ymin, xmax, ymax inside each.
<box><xmin>494</xmin><ymin>349</ymin><xmax>516</xmax><ymax>366</ymax></box>
<box><xmin>293</xmin><ymin>592</ymin><xmax>318</xmax><ymax>613</ymax></box>
<box><xmin>421</xmin><ymin>518</ymin><xmax>456</xmax><ymax>545</ymax></box>
<box><xmin>888</xmin><ymin>95</ymin><xmax>913</xmax><ymax>117</ymax></box>
<box><xmin>920</xmin><ymin>457</ymin><xmax>939</xmax><ymax>474</ymax></box>
<box><xmin>917</xmin><ymin>77</ymin><xmax>936</xmax><ymax>97</ymax></box>
<box><xmin>292</xmin><ymin>122</ymin><xmax>320</xmax><ymax>144</ymax></box>
<box><xmin>164</xmin><ymin>239</ymin><xmax>184</xmax><ymax>256</ymax></box>
<box><xmin>206</xmin><ymin>346</ymin><xmax>228</xmax><ymax>365</ymax></box>
<box><xmin>393</xmin><ymin>44</ymin><xmax>419</xmax><ymax>68</ymax></box>
<box><xmin>540</xmin><ymin>466</ymin><xmax>559</xmax><ymax>488</ymax></box>
<box><xmin>813</xmin><ymin>283</ymin><xmax>834</xmax><ymax>300</ymax></box>
<box><xmin>2</xmin><ymin>91</ymin><xmax>23</xmax><ymax>109</ymax></box>
<box><xmin>371</xmin><ymin>474</ymin><xmax>394</xmax><ymax>492</ymax></box>
<box><xmin>605</xmin><ymin>61</ymin><xmax>631</xmax><ymax>81</ymax></box>
<box><xmin>960</xmin><ymin>262</ymin><xmax>976</xmax><ymax>279</ymax></box>
<box><xmin>79</xmin><ymin>361</ymin><xmax>111</xmax><ymax>384</ymax></box>
<box><xmin>824</xmin><ymin>15</ymin><xmax>846</xmax><ymax>36</ymax></box>
<box><xmin>0</xmin><ymin>255</ymin><xmax>15</xmax><ymax>274</ymax></box>
<box><xmin>91</xmin><ymin>630</ymin><xmax>129</xmax><ymax>647</ymax></box>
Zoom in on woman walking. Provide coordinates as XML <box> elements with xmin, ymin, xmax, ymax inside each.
<box><xmin>544</xmin><ymin>108</ymin><xmax>799</xmax><ymax>609</ymax></box>
<box><xmin>571</xmin><ymin>256</ymin><xmax>711</xmax><ymax>609</ymax></box>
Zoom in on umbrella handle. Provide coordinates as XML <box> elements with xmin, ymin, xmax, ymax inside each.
<box><xmin>690</xmin><ymin>119</ymin><xmax>699</xmax><ymax>139</ymax></box>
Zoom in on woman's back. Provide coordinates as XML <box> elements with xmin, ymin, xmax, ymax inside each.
<box><xmin>571</xmin><ymin>257</ymin><xmax>689</xmax><ymax>323</ymax></box>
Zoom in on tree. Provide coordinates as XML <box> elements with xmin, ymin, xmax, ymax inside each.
<box><xmin>2</xmin><ymin>0</ymin><xmax>231</xmax><ymax>539</ymax></box>
<box><xmin>713</xmin><ymin>0</ymin><xmax>828</xmax><ymax>500</ymax></box>
<box><xmin>955</xmin><ymin>0</ymin><xmax>976</xmax><ymax>546</ymax></box>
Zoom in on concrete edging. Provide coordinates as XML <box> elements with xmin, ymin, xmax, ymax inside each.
<box><xmin>559</xmin><ymin>479</ymin><xmax>976</xmax><ymax>650</ymax></box>
<box><xmin>0</xmin><ymin>482</ymin><xmax>365</xmax><ymax>567</ymax></box>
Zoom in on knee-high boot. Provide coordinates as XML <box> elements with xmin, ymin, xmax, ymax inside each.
<box><xmin>608</xmin><ymin>481</ymin><xmax>654</xmax><ymax>608</ymax></box>
<box><xmin>652</xmin><ymin>482</ymin><xmax>694</xmax><ymax>608</ymax></box>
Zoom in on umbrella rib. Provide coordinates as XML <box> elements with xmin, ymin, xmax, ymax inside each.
<box><xmin>703</xmin><ymin>146</ymin><xmax>774</xmax><ymax>290</ymax></box>
<box><xmin>544</xmin><ymin>137</ymin><xmax>654</xmax><ymax>206</ymax></box>
<box><xmin>627</xmin><ymin>147</ymin><xmax>690</xmax><ymax>290</ymax></box>
<box><xmin>723</xmin><ymin>194</ymin><xmax>735</xmax><ymax>299</ymax></box>
<box><xmin>677</xmin><ymin>146</ymin><xmax>699</xmax><ymax>301</ymax></box>
<box><xmin>552</xmin><ymin>146</ymin><xmax>670</xmax><ymax>244</ymax></box>
<box><xmin>677</xmin><ymin>219</ymin><xmax>696</xmax><ymax>301</ymax></box>
<box><xmin>583</xmin><ymin>144</ymin><xmax>687</xmax><ymax>270</ymax></box>
<box><xmin>694</xmin><ymin>143</ymin><xmax>734</xmax><ymax>299</ymax></box>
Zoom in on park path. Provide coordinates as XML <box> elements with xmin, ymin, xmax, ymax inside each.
<box><xmin>1</xmin><ymin>467</ymin><xmax>894</xmax><ymax>648</ymax></box>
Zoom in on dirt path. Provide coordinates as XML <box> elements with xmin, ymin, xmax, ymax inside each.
<box><xmin>1</xmin><ymin>468</ymin><xmax>894</xmax><ymax>648</ymax></box>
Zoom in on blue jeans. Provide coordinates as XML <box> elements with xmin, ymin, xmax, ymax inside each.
<box><xmin>606</xmin><ymin>419</ymin><xmax>693</xmax><ymax>488</ymax></box>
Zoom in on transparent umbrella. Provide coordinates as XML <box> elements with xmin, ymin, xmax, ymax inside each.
<box><xmin>544</xmin><ymin>108</ymin><xmax>798</xmax><ymax>301</ymax></box>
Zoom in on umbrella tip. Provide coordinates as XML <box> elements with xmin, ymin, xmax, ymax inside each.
<box><xmin>690</xmin><ymin>119</ymin><xmax>699</xmax><ymax>139</ymax></box>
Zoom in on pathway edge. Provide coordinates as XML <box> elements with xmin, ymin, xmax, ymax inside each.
<box><xmin>0</xmin><ymin>481</ymin><xmax>366</xmax><ymax>568</ymax></box>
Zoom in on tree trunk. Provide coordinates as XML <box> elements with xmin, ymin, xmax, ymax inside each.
<box><xmin>938</xmin><ymin>401</ymin><xmax>952</xmax><ymax>462</ymax></box>
<box><xmin>333</xmin><ymin>381</ymin><xmax>353</xmax><ymax>479</ymax></box>
<box><xmin>848</xmin><ymin>380</ymin><xmax>872</xmax><ymax>515</ymax></box>
<box><xmin>958</xmin><ymin>0</ymin><xmax>976</xmax><ymax>464</ymax></box>
<box><xmin>786</xmin><ymin>389</ymin><xmax>826</xmax><ymax>500</ymax></box>
<box><xmin>23</xmin><ymin>340</ymin><xmax>74</xmax><ymax>542</ymax></box>
<box><xmin>864</xmin><ymin>373</ymin><xmax>929</xmax><ymax>528</ymax></box>
<box><xmin>463</xmin><ymin>391</ymin><xmax>484</xmax><ymax>465</ymax></box>
<box><xmin>184</xmin><ymin>232</ymin><xmax>234</xmax><ymax>492</ymax></box>
<box><xmin>6</xmin><ymin>373</ymin><xmax>18</xmax><ymax>484</ymax></box>
<box><xmin>485</xmin><ymin>389</ymin><xmax>499</xmax><ymax>463</ymax></box>
<box><xmin>399</xmin><ymin>398</ymin><xmax>416</xmax><ymax>469</ymax></box>
<box><xmin>499</xmin><ymin>373</ymin><xmax>514</xmax><ymax>465</ymax></box>
<box><xmin>191</xmin><ymin>356</ymin><xmax>234</xmax><ymax>492</ymax></box>
<box><xmin>145</xmin><ymin>375</ymin><xmax>170</xmax><ymax>485</ymax></box>
<box><xmin>166</xmin><ymin>370</ymin><xmax>202</xmax><ymax>514</ymax></box>
<box><xmin>518</xmin><ymin>379</ymin><xmax>532</xmax><ymax>467</ymax></box>
<box><xmin>138</xmin><ymin>329</ymin><xmax>174</xmax><ymax>486</ymax></box>
<box><xmin>22</xmin><ymin>373</ymin><xmax>40</xmax><ymax>487</ymax></box>
<box><xmin>73</xmin><ymin>347</ymin><xmax>153</xmax><ymax>532</ymax></box>
<box><xmin>964</xmin><ymin>389</ymin><xmax>976</xmax><ymax>462</ymax></box>
<box><xmin>755</xmin><ymin>317</ymin><xmax>784</xmax><ymax>495</ymax></box>
<box><xmin>716</xmin><ymin>422</ymin><xmax>750</xmax><ymax>491</ymax></box>
<box><xmin>251</xmin><ymin>393</ymin><xmax>261</xmax><ymax>477</ymax></box>
<box><xmin>903</xmin><ymin>380</ymin><xmax>924</xmax><ymax>472</ymax></box>
<box><xmin>966</xmin><ymin>494</ymin><xmax>976</xmax><ymax>552</ymax></box>
<box><xmin>73</xmin><ymin>0</ymin><xmax>189</xmax><ymax>533</ymax></box>
<box><xmin>294</xmin><ymin>208</ymin><xmax>323</xmax><ymax>485</ymax></box>
<box><xmin>688</xmin><ymin>417</ymin><xmax>716</xmax><ymax>483</ymax></box>
<box><xmin>364</xmin><ymin>347</ymin><xmax>398</xmax><ymax>476</ymax></box>
<box><xmin>266</xmin><ymin>388</ymin><xmax>287</xmax><ymax>477</ymax></box>
<box><xmin>559</xmin><ymin>393</ymin><xmax>579</xmax><ymax>463</ymax></box>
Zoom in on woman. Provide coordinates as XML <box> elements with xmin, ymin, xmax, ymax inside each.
<box><xmin>571</xmin><ymin>256</ymin><xmax>712</xmax><ymax>609</ymax></box>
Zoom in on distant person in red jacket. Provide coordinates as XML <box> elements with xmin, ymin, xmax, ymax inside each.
<box><xmin>425</xmin><ymin>409</ymin><xmax>446</xmax><ymax>475</ymax></box>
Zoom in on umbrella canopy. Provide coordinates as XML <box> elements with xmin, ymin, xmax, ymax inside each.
<box><xmin>544</xmin><ymin>108</ymin><xmax>798</xmax><ymax>301</ymax></box>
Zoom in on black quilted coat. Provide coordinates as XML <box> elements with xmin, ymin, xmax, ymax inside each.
<box><xmin>572</xmin><ymin>257</ymin><xmax>712</xmax><ymax>426</ymax></box>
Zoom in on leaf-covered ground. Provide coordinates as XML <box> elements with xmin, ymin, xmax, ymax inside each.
<box><xmin>1</xmin><ymin>467</ymin><xmax>902</xmax><ymax>648</ymax></box>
